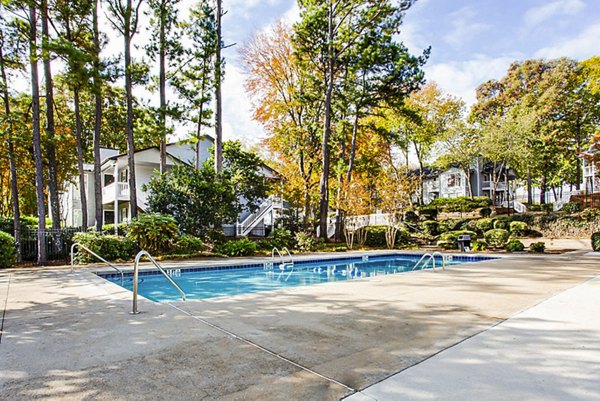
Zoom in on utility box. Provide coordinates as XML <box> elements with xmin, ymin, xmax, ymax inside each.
<box><xmin>457</xmin><ymin>235</ymin><xmax>471</xmax><ymax>252</ymax></box>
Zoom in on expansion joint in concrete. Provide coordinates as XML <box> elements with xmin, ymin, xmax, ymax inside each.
<box><xmin>167</xmin><ymin>302</ymin><xmax>357</xmax><ymax>394</ymax></box>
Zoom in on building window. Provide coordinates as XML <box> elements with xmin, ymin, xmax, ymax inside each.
<box><xmin>104</xmin><ymin>174</ymin><xmax>114</xmax><ymax>187</ymax></box>
<box><xmin>447</xmin><ymin>173</ymin><xmax>462</xmax><ymax>188</ymax></box>
<box><xmin>119</xmin><ymin>169</ymin><xmax>128</xmax><ymax>183</ymax></box>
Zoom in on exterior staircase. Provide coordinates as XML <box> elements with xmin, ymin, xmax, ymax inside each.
<box><xmin>236</xmin><ymin>196</ymin><xmax>283</xmax><ymax>237</ymax></box>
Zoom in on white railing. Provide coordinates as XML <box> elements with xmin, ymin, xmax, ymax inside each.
<box><xmin>501</xmin><ymin>200</ymin><xmax>527</xmax><ymax>213</ymax></box>
<box><xmin>102</xmin><ymin>181</ymin><xmax>130</xmax><ymax>200</ymax></box>
<box><xmin>236</xmin><ymin>195</ymin><xmax>282</xmax><ymax>237</ymax></box>
<box><xmin>482</xmin><ymin>181</ymin><xmax>506</xmax><ymax>190</ymax></box>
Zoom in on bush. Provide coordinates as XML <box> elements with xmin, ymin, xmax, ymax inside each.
<box><xmin>260</xmin><ymin>228</ymin><xmax>295</xmax><ymax>250</ymax></box>
<box><xmin>0</xmin><ymin>216</ymin><xmax>40</xmax><ymax>233</ymax></box>
<box><xmin>364</xmin><ymin>226</ymin><xmax>410</xmax><ymax>248</ymax></box>
<box><xmin>471</xmin><ymin>240</ymin><xmax>487</xmax><ymax>252</ymax></box>
<box><xmin>591</xmin><ymin>232</ymin><xmax>600</xmax><ymax>252</ymax></box>
<box><xmin>294</xmin><ymin>232</ymin><xmax>324</xmax><ymax>252</ymax></box>
<box><xmin>476</xmin><ymin>218</ymin><xmax>495</xmax><ymax>233</ymax></box>
<box><xmin>484</xmin><ymin>229</ymin><xmax>510</xmax><ymax>248</ymax></box>
<box><xmin>127</xmin><ymin>213</ymin><xmax>179</xmax><ymax>254</ymax></box>
<box><xmin>527</xmin><ymin>204</ymin><xmax>542</xmax><ymax>212</ymax></box>
<box><xmin>72</xmin><ymin>232</ymin><xmax>135</xmax><ymax>262</ymax></box>
<box><xmin>428</xmin><ymin>196</ymin><xmax>492</xmax><ymax>213</ymax></box>
<box><xmin>493</xmin><ymin>218</ymin><xmax>509</xmax><ymax>230</ymax></box>
<box><xmin>421</xmin><ymin>220</ymin><xmax>439</xmax><ymax>236</ymax></box>
<box><xmin>561</xmin><ymin>202</ymin><xmax>580</xmax><ymax>214</ymax></box>
<box><xmin>0</xmin><ymin>232</ymin><xmax>16</xmax><ymax>268</ymax></box>
<box><xmin>509</xmin><ymin>221</ymin><xmax>528</xmax><ymax>237</ymax></box>
<box><xmin>506</xmin><ymin>239</ymin><xmax>525</xmax><ymax>252</ymax></box>
<box><xmin>418</xmin><ymin>206</ymin><xmax>438</xmax><ymax>220</ymax></box>
<box><xmin>529</xmin><ymin>241</ymin><xmax>545</xmax><ymax>253</ymax></box>
<box><xmin>438</xmin><ymin>230</ymin><xmax>477</xmax><ymax>249</ymax></box>
<box><xmin>216</xmin><ymin>238</ymin><xmax>257</xmax><ymax>256</ymax></box>
<box><xmin>438</xmin><ymin>219</ymin><xmax>468</xmax><ymax>233</ymax></box>
<box><xmin>479</xmin><ymin>207</ymin><xmax>492</xmax><ymax>217</ymax></box>
<box><xmin>101</xmin><ymin>223</ymin><xmax>130</xmax><ymax>236</ymax></box>
<box><xmin>171</xmin><ymin>235</ymin><xmax>205</xmax><ymax>255</ymax></box>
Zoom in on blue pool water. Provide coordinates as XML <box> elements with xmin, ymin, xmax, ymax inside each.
<box><xmin>100</xmin><ymin>253</ymin><xmax>495</xmax><ymax>302</ymax></box>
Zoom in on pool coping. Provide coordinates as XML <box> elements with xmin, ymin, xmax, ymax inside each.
<box><xmin>92</xmin><ymin>250</ymin><xmax>501</xmax><ymax>280</ymax></box>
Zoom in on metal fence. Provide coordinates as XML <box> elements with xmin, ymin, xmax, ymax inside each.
<box><xmin>18</xmin><ymin>228</ymin><xmax>82</xmax><ymax>262</ymax></box>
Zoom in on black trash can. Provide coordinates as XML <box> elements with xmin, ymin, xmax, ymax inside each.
<box><xmin>457</xmin><ymin>235</ymin><xmax>471</xmax><ymax>252</ymax></box>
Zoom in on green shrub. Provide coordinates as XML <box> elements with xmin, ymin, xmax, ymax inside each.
<box><xmin>591</xmin><ymin>232</ymin><xmax>600</xmax><ymax>252</ymax></box>
<box><xmin>479</xmin><ymin>207</ymin><xmax>492</xmax><ymax>217</ymax></box>
<box><xmin>127</xmin><ymin>213</ymin><xmax>179</xmax><ymax>254</ymax></box>
<box><xmin>483</xmin><ymin>229</ymin><xmax>510</xmax><ymax>248</ymax></box>
<box><xmin>261</xmin><ymin>228</ymin><xmax>295</xmax><ymax>250</ymax></box>
<box><xmin>0</xmin><ymin>216</ymin><xmax>40</xmax><ymax>233</ymax></box>
<box><xmin>529</xmin><ymin>241</ymin><xmax>545</xmax><ymax>253</ymax></box>
<box><xmin>294</xmin><ymin>232</ymin><xmax>324</xmax><ymax>252</ymax></box>
<box><xmin>202</xmin><ymin>230</ymin><xmax>226</xmax><ymax>247</ymax></box>
<box><xmin>429</xmin><ymin>196</ymin><xmax>492</xmax><ymax>213</ymax></box>
<box><xmin>0</xmin><ymin>232</ymin><xmax>16</xmax><ymax>268</ymax></box>
<box><xmin>216</xmin><ymin>238</ymin><xmax>257</xmax><ymax>256</ymax></box>
<box><xmin>101</xmin><ymin>223</ymin><xmax>130</xmax><ymax>236</ymax></box>
<box><xmin>364</xmin><ymin>226</ymin><xmax>410</xmax><ymax>248</ymax></box>
<box><xmin>506</xmin><ymin>239</ymin><xmax>525</xmax><ymax>252</ymax></box>
<box><xmin>72</xmin><ymin>232</ymin><xmax>135</xmax><ymax>262</ymax></box>
<box><xmin>561</xmin><ymin>202</ymin><xmax>580</xmax><ymax>214</ymax></box>
<box><xmin>439</xmin><ymin>219</ymin><xmax>468</xmax><ymax>233</ymax></box>
<box><xmin>171</xmin><ymin>234</ymin><xmax>205</xmax><ymax>255</ymax></box>
<box><xmin>421</xmin><ymin>220</ymin><xmax>439</xmax><ymax>236</ymax></box>
<box><xmin>493</xmin><ymin>218</ymin><xmax>509</xmax><ymax>230</ymax></box>
<box><xmin>509</xmin><ymin>221</ymin><xmax>528</xmax><ymax>237</ymax></box>
<box><xmin>476</xmin><ymin>218</ymin><xmax>495</xmax><ymax>233</ymax></box>
<box><xmin>438</xmin><ymin>230</ymin><xmax>477</xmax><ymax>249</ymax></box>
<box><xmin>527</xmin><ymin>204</ymin><xmax>542</xmax><ymax>212</ymax></box>
<box><xmin>471</xmin><ymin>240</ymin><xmax>487</xmax><ymax>252</ymax></box>
<box><xmin>418</xmin><ymin>206</ymin><xmax>438</xmax><ymax>220</ymax></box>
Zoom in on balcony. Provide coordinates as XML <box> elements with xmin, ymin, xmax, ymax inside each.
<box><xmin>481</xmin><ymin>181</ymin><xmax>506</xmax><ymax>191</ymax></box>
<box><xmin>102</xmin><ymin>182</ymin><xmax>130</xmax><ymax>204</ymax></box>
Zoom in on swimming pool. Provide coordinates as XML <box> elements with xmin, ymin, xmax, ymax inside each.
<box><xmin>99</xmin><ymin>253</ymin><xmax>496</xmax><ymax>302</ymax></box>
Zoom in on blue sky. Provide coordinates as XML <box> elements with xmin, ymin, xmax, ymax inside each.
<box><xmin>216</xmin><ymin>0</ymin><xmax>600</xmax><ymax>144</ymax></box>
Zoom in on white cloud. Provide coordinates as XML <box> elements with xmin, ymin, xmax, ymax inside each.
<box><xmin>535</xmin><ymin>23</ymin><xmax>600</xmax><ymax>59</ymax></box>
<box><xmin>523</xmin><ymin>0</ymin><xmax>585</xmax><ymax>29</ymax></box>
<box><xmin>443</xmin><ymin>7</ymin><xmax>490</xmax><ymax>48</ymax></box>
<box><xmin>425</xmin><ymin>56</ymin><xmax>516</xmax><ymax>107</ymax></box>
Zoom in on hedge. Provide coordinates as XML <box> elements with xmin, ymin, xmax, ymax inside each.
<box><xmin>529</xmin><ymin>241</ymin><xmax>545</xmax><ymax>253</ymax></box>
<box><xmin>127</xmin><ymin>213</ymin><xmax>179</xmax><ymax>254</ymax></box>
<box><xmin>428</xmin><ymin>196</ymin><xmax>492</xmax><ymax>213</ymax></box>
<box><xmin>0</xmin><ymin>231</ymin><xmax>16</xmax><ymax>268</ymax></box>
<box><xmin>509</xmin><ymin>221</ymin><xmax>528</xmax><ymax>237</ymax></box>
<box><xmin>506</xmin><ymin>239</ymin><xmax>525</xmax><ymax>252</ymax></box>
<box><xmin>437</xmin><ymin>230</ymin><xmax>477</xmax><ymax>249</ymax></box>
<box><xmin>216</xmin><ymin>238</ymin><xmax>257</xmax><ymax>256</ymax></box>
<box><xmin>72</xmin><ymin>232</ymin><xmax>135</xmax><ymax>262</ymax></box>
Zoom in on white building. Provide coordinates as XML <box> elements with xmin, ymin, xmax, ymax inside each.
<box><xmin>60</xmin><ymin>137</ymin><xmax>281</xmax><ymax>236</ymax></box>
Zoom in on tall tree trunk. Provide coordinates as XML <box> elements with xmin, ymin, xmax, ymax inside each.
<box><xmin>527</xmin><ymin>168</ymin><xmax>533</xmax><ymax>205</ymax></box>
<box><xmin>539</xmin><ymin>174</ymin><xmax>546</xmax><ymax>204</ymax></box>
<box><xmin>124</xmin><ymin>0</ymin><xmax>138</xmax><ymax>219</ymax></box>
<box><xmin>318</xmin><ymin>1</ymin><xmax>334</xmax><ymax>239</ymax></box>
<box><xmin>92</xmin><ymin>0</ymin><xmax>103</xmax><ymax>231</ymax></box>
<box><xmin>346</xmin><ymin>107</ymin><xmax>360</xmax><ymax>183</ymax></box>
<box><xmin>196</xmin><ymin>58</ymin><xmax>208</xmax><ymax>169</ymax></box>
<box><xmin>29</xmin><ymin>6</ymin><xmax>47</xmax><ymax>265</ymax></box>
<box><xmin>74</xmin><ymin>88</ymin><xmax>88</xmax><ymax>230</ymax></box>
<box><xmin>0</xmin><ymin>41</ymin><xmax>21</xmax><ymax>262</ymax></box>
<box><xmin>158</xmin><ymin>0</ymin><xmax>167</xmax><ymax>173</ymax></box>
<box><xmin>41</xmin><ymin>0</ymin><xmax>61</xmax><ymax>233</ymax></box>
<box><xmin>214</xmin><ymin>0</ymin><xmax>223</xmax><ymax>173</ymax></box>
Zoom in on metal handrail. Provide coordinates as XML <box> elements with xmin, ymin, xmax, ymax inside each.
<box><xmin>132</xmin><ymin>250</ymin><xmax>186</xmax><ymax>314</ymax></box>
<box><xmin>70</xmin><ymin>242</ymin><xmax>124</xmax><ymax>281</ymax></box>
<box><xmin>431</xmin><ymin>252</ymin><xmax>446</xmax><ymax>271</ymax></box>
<box><xmin>272</xmin><ymin>247</ymin><xmax>294</xmax><ymax>269</ymax></box>
<box><xmin>413</xmin><ymin>252</ymin><xmax>447</xmax><ymax>271</ymax></box>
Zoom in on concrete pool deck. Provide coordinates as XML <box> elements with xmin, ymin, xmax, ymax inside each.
<box><xmin>1</xmin><ymin>251</ymin><xmax>599</xmax><ymax>400</ymax></box>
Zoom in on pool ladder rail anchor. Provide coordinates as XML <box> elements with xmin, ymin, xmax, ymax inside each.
<box><xmin>132</xmin><ymin>250</ymin><xmax>187</xmax><ymax>315</ymax></box>
<box><xmin>412</xmin><ymin>252</ymin><xmax>448</xmax><ymax>271</ymax></box>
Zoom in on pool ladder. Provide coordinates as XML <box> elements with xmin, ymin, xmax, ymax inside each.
<box><xmin>412</xmin><ymin>252</ymin><xmax>447</xmax><ymax>271</ymax></box>
<box><xmin>132</xmin><ymin>250</ymin><xmax>186</xmax><ymax>314</ymax></box>
<box><xmin>272</xmin><ymin>247</ymin><xmax>294</xmax><ymax>270</ymax></box>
